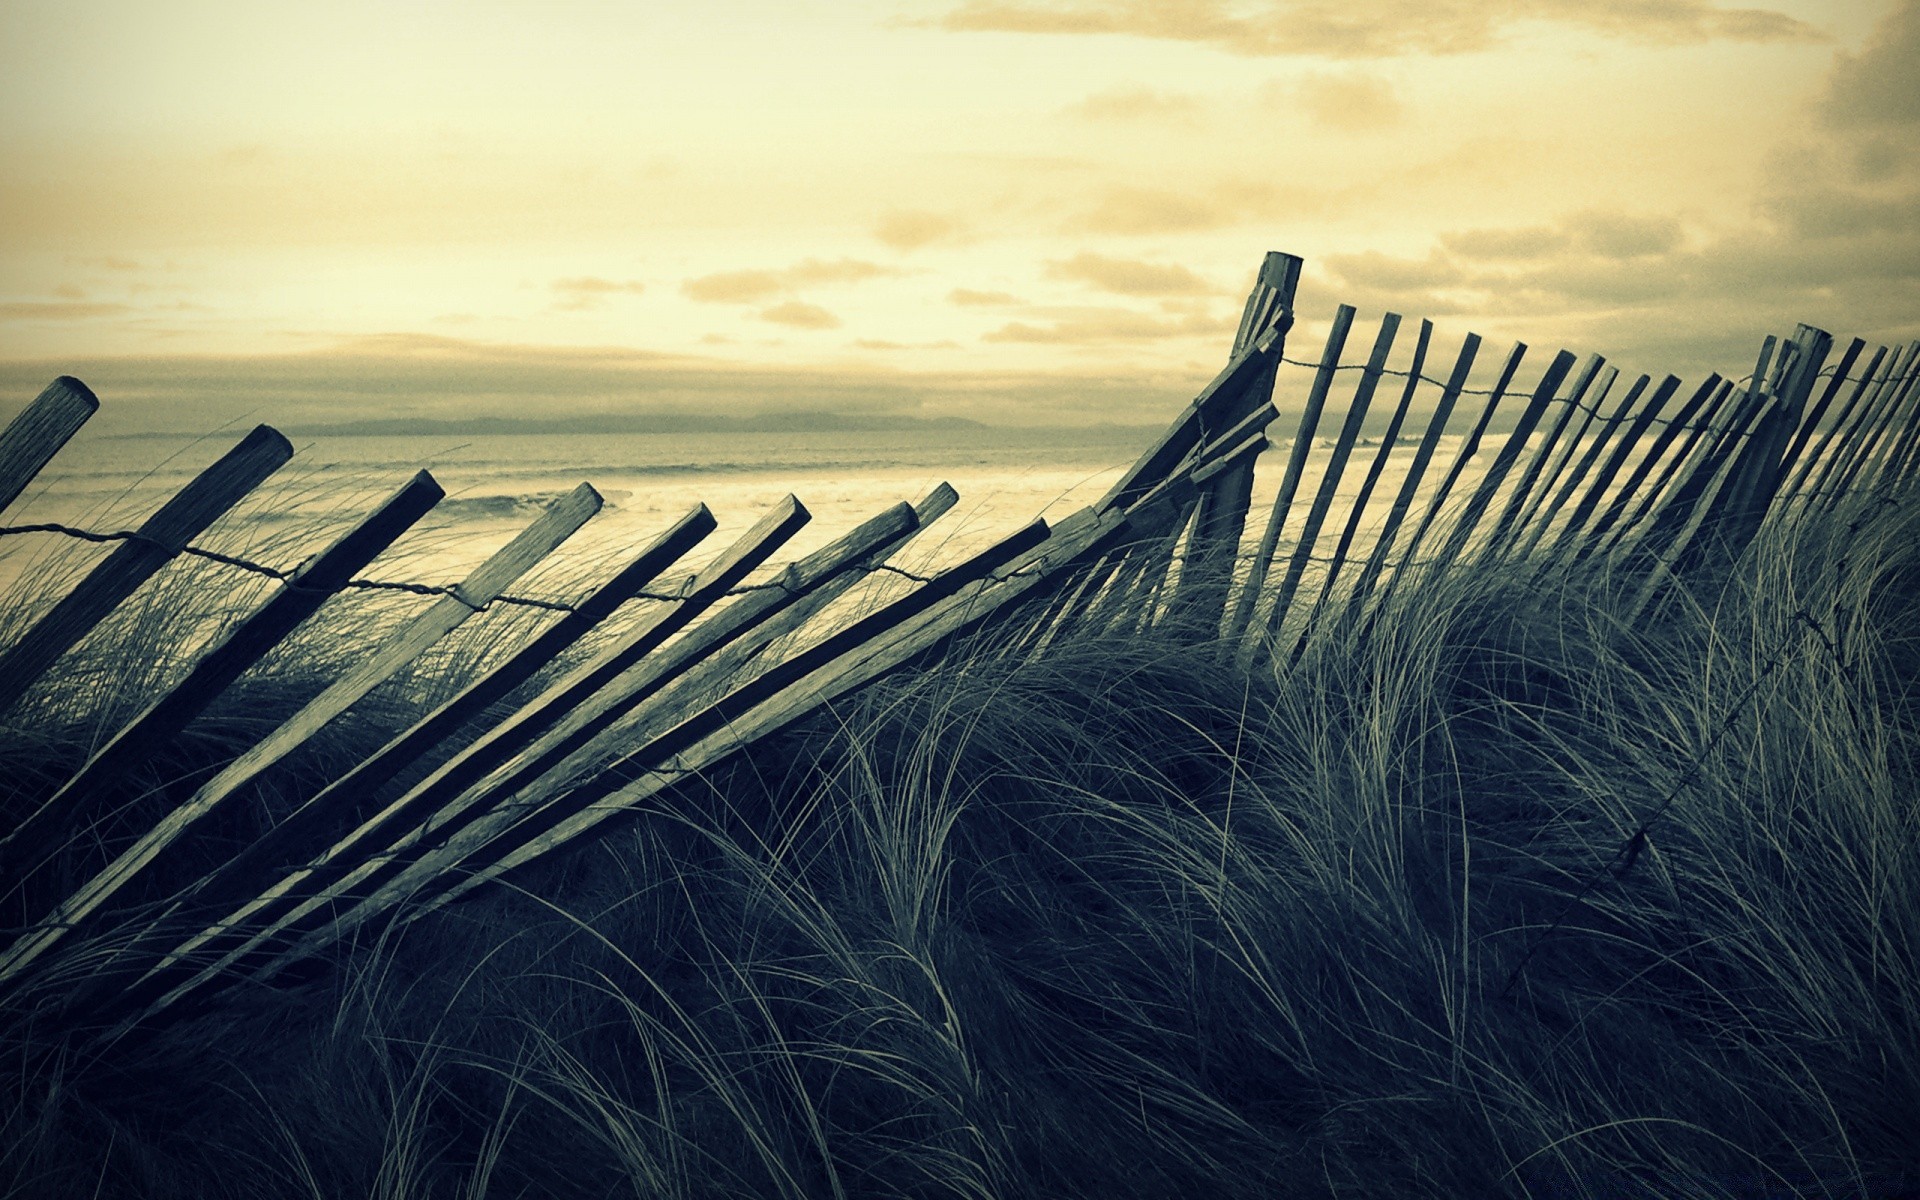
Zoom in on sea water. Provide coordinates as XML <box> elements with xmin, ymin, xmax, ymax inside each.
<box><xmin>0</xmin><ymin>422</ymin><xmax>1520</xmax><ymax>611</ymax></box>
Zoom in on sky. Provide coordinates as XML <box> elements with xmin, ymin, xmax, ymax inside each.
<box><xmin>1</xmin><ymin>0</ymin><xmax>1916</xmax><ymax>432</ymax></box>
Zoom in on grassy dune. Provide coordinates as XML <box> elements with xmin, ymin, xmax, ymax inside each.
<box><xmin>2</xmin><ymin>488</ymin><xmax>1918</xmax><ymax>1198</ymax></box>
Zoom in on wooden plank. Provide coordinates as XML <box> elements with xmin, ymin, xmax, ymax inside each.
<box><xmin>1416</xmin><ymin>349</ymin><xmax>1574</xmax><ymax>580</ymax></box>
<box><xmin>1260</xmin><ymin>312</ymin><xmax>1402</xmax><ymax>644</ymax></box>
<box><xmin>235</xmin><ymin>513</ymin><xmax>1069</xmax><ymax>988</ymax></box>
<box><xmin>1099</xmin><ymin>324</ymin><xmax>1285</xmax><ymax>514</ymax></box>
<box><xmin>365</xmin><ymin>497</ymin><xmax>915</xmax><ymax>860</ymax></box>
<box><xmin>119</xmin><ymin>489</ymin><xmax>951</xmax><ymax>1024</ymax></box>
<box><xmin>0</xmin><ymin>471</ymin><xmax>447</xmax><ymax>891</ymax></box>
<box><xmin>1338</xmin><ymin>331</ymin><xmax>1481</xmax><ymax>630</ymax></box>
<box><xmin>1471</xmin><ymin>354</ymin><xmax>1605</xmax><ymax>566</ymax></box>
<box><xmin>1869</xmin><ymin>347</ymin><xmax>1920</xmax><ymax>488</ymax></box>
<box><xmin>0</xmin><ymin>483</ymin><xmax>603</xmax><ymax>987</ymax></box>
<box><xmin>1774</xmin><ymin>332</ymin><xmax>1858</xmax><ymax>493</ymax></box>
<box><xmin>163</xmin><ymin>502</ymin><xmax>720</xmax><ymax>920</ymax></box>
<box><xmin>1513</xmin><ymin>371</ymin><xmax>1643</xmax><ymax>564</ymax></box>
<box><xmin>0</xmin><ymin>425</ymin><xmax>294</xmax><ymax>717</ymax></box>
<box><xmin>1534</xmin><ymin>374</ymin><xmax>1675</xmax><ymax>562</ymax></box>
<box><xmin>251</xmin><ymin>496</ymin><xmax>808</xmax><ymax>877</ymax></box>
<box><xmin>116</xmin><ymin>487</ymin><xmax>961</xmax><ymax>1029</ymax></box>
<box><xmin>1491</xmin><ymin>361</ymin><xmax>1617</xmax><ymax>565</ymax></box>
<box><xmin>1224</xmin><ymin>305</ymin><xmax>1357</xmax><ymax>642</ymax></box>
<box><xmin>1291</xmin><ymin>318</ymin><xmax>1431</xmax><ymax>654</ymax></box>
<box><xmin>1779</xmin><ymin>343</ymin><xmax>1887</xmax><ymax>504</ymax></box>
<box><xmin>1351</xmin><ymin>343</ymin><xmax>1529</xmax><ymax>632</ymax></box>
<box><xmin>1173</xmin><ymin>254</ymin><xmax>1303</xmax><ymax>632</ymax></box>
<box><xmin>1627</xmin><ymin>369</ymin><xmax>1779</xmax><ymax>569</ymax></box>
<box><xmin>1578</xmin><ymin>374</ymin><xmax>1725</xmax><ymax>561</ymax></box>
<box><xmin>0</xmin><ymin>377</ymin><xmax>99</xmax><ymax>515</ymax></box>
<box><xmin>1823</xmin><ymin>341</ymin><xmax>1920</xmax><ymax>503</ymax></box>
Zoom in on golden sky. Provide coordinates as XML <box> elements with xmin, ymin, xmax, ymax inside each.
<box><xmin>2</xmin><ymin>0</ymin><xmax>1915</xmax><ymax>430</ymax></box>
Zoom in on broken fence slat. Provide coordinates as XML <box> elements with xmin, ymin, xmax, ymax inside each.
<box><xmin>1512</xmin><ymin>370</ymin><xmax>1641</xmax><ymax>566</ymax></box>
<box><xmin>1226</xmin><ymin>305</ymin><xmax>1359</xmax><ymax>643</ymax></box>
<box><xmin>0</xmin><ymin>483</ymin><xmax>602</xmax><ymax>987</ymax></box>
<box><xmin>254</xmin><ymin>513</ymin><xmax>1066</xmax><ymax>979</ymax></box>
<box><xmin>1337</xmin><ymin>330</ymin><xmax>1481</xmax><ymax>633</ymax></box>
<box><xmin>1579</xmin><ymin>374</ymin><xmax>1725</xmax><ymax>561</ymax></box>
<box><xmin>1292</xmin><ymin>317</ymin><xmax>1432</xmax><ymax>655</ymax></box>
<box><xmin>117</xmin><ymin>487</ymin><xmax>959</xmax><ymax>1031</ymax></box>
<box><xmin>1352</xmin><ymin>341</ymin><xmax>1529</xmax><ymax>635</ymax></box>
<box><xmin>1261</xmin><ymin>311</ymin><xmax>1402</xmax><ymax>644</ymax></box>
<box><xmin>164</xmin><ymin>501</ymin><xmax>720</xmax><ymax>924</ymax></box>
<box><xmin>0</xmin><ymin>376</ymin><xmax>99</xmax><ymax>516</ymax></box>
<box><xmin>0</xmin><ymin>470</ymin><xmax>447</xmax><ymax>891</ymax></box>
<box><xmin>0</xmin><ymin>425</ymin><xmax>294</xmax><ymax>718</ymax></box>
<box><xmin>1535</xmin><ymin>374</ymin><xmax>1675</xmax><ymax>563</ymax></box>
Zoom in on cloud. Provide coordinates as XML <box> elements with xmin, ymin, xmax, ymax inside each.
<box><xmin>873</xmin><ymin>210</ymin><xmax>968</xmax><ymax>251</ymax></box>
<box><xmin>1819</xmin><ymin>0</ymin><xmax>1920</xmax><ymax>130</ymax></box>
<box><xmin>760</xmin><ymin>301</ymin><xmax>841</xmax><ymax>329</ymax></box>
<box><xmin>0</xmin><ymin>301</ymin><xmax>136</xmax><ymax>321</ymax></box>
<box><xmin>982</xmin><ymin>306</ymin><xmax>1236</xmax><ymax>344</ymax></box>
<box><xmin>683</xmin><ymin>270</ymin><xmax>784</xmax><ymax>304</ymax></box>
<box><xmin>949</xmin><ymin>288</ymin><xmax>1022</xmax><ymax>306</ymax></box>
<box><xmin>1291</xmin><ymin>71</ymin><xmax>1403</xmax><ymax>132</ymax></box>
<box><xmin>1076</xmin><ymin>186</ymin><xmax>1230</xmax><ymax>234</ymax></box>
<box><xmin>1566</xmin><ymin>211</ymin><xmax>1686</xmax><ymax>258</ymax></box>
<box><xmin>1441</xmin><ymin>226</ymin><xmax>1572</xmax><ymax>260</ymax></box>
<box><xmin>1063</xmin><ymin>86</ymin><xmax>1205</xmax><ymax>123</ymax></box>
<box><xmin>854</xmin><ymin>338</ymin><xmax>964</xmax><ymax>350</ymax></box>
<box><xmin>550</xmin><ymin>276</ymin><xmax>646</xmax><ymax>311</ymax></box>
<box><xmin>1044</xmin><ymin>252</ymin><xmax>1213</xmax><ymax>296</ymax></box>
<box><xmin>0</xmin><ymin>334</ymin><xmax>1202</xmax><ymax>432</ymax></box>
<box><xmin>933</xmin><ymin>0</ymin><xmax>1820</xmax><ymax>58</ymax></box>
<box><xmin>683</xmin><ymin>258</ymin><xmax>899</xmax><ymax>305</ymax></box>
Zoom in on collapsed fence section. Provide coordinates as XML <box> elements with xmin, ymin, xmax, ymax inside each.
<box><xmin>0</xmin><ymin>251</ymin><xmax>1915</xmax><ymax>1046</ymax></box>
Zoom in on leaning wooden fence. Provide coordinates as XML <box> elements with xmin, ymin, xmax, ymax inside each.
<box><xmin>1</xmin><ymin>251</ymin><xmax>1916</xmax><ymax>1046</ymax></box>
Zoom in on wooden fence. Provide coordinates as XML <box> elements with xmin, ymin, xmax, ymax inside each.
<box><xmin>1</xmin><ymin>250</ymin><xmax>1916</xmax><ymax>1047</ymax></box>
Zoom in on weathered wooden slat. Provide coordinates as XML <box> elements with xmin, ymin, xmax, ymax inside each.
<box><xmin>245</xmin><ymin>497</ymin><xmax>809</xmax><ymax>881</ymax></box>
<box><xmin>1775</xmin><ymin>332</ymin><xmax>1859</xmax><ymax>493</ymax></box>
<box><xmin>0</xmin><ymin>425</ymin><xmax>294</xmax><ymax>717</ymax></box>
<box><xmin>162</xmin><ymin>502</ymin><xmax>719</xmax><ymax>922</ymax></box>
<box><xmin>1578</xmin><ymin>374</ymin><xmax>1724</xmax><ymax>561</ymax></box>
<box><xmin>0</xmin><ymin>483</ymin><xmax>602</xmax><ymax>986</ymax></box>
<box><xmin>1260</xmin><ymin>312</ymin><xmax>1401</xmax><ymax>644</ymax></box>
<box><xmin>1225</xmin><ymin>305</ymin><xmax>1358</xmax><ymax>642</ymax></box>
<box><xmin>1779</xmin><ymin>343</ymin><xmax>1888</xmax><ymax>504</ymax></box>
<box><xmin>1417</xmin><ymin>350</ymin><xmax>1574</xmax><ymax>582</ymax></box>
<box><xmin>1513</xmin><ymin>372</ymin><xmax>1643</xmax><ymax>565</ymax></box>
<box><xmin>241</xmin><ymin>513</ymin><xmax>1068</xmax><ymax>986</ymax></box>
<box><xmin>1492</xmin><ymin>362</ymin><xmax>1618</xmax><ymax>565</ymax></box>
<box><xmin>1824</xmin><ymin>341</ymin><xmax>1920</xmax><ymax>503</ymax></box>
<box><xmin>1352</xmin><ymin>342</ymin><xmax>1529</xmax><ymax>632</ymax></box>
<box><xmin>1099</xmin><ymin>324</ymin><xmax>1285</xmax><ymax>514</ymax></box>
<box><xmin>117</xmin><ymin>490</ymin><xmax>954</xmax><ymax>1023</ymax></box>
<box><xmin>1337</xmin><ymin>331</ymin><xmax>1481</xmax><ymax>631</ymax></box>
<box><xmin>1472</xmin><ymin>354</ymin><xmax>1605</xmax><ymax>566</ymax></box>
<box><xmin>422</xmin><ymin>485</ymin><xmax>1224</xmax><ymax>915</ymax></box>
<box><xmin>1532</xmin><ymin>374</ymin><xmax>1670</xmax><ymax>562</ymax></box>
<box><xmin>1290</xmin><ymin>319</ymin><xmax>1432</xmax><ymax>654</ymax></box>
<box><xmin>1174</xmin><ymin>254</ymin><xmax>1302</xmax><ymax>631</ymax></box>
<box><xmin>0</xmin><ymin>377</ymin><xmax>99</xmax><ymax>515</ymax></box>
<box><xmin>1627</xmin><ymin>365</ymin><xmax>1780</xmax><ymax>570</ymax></box>
<box><xmin>1869</xmin><ymin>347</ymin><xmax>1920</xmax><ymax>488</ymax></box>
<box><xmin>0</xmin><ymin>471</ymin><xmax>447</xmax><ymax>891</ymax></box>
<box><xmin>366</xmin><ymin>499</ymin><xmax>917</xmax><ymax>862</ymax></box>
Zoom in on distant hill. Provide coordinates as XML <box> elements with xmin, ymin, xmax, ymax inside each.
<box><xmin>281</xmin><ymin>411</ymin><xmax>995</xmax><ymax>437</ymax></box>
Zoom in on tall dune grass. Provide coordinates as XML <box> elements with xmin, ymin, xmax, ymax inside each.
<box><xmin>2</xmin><ymin>487</ymin><xmax>1917</xmax><ymax>1198</ymax></box>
